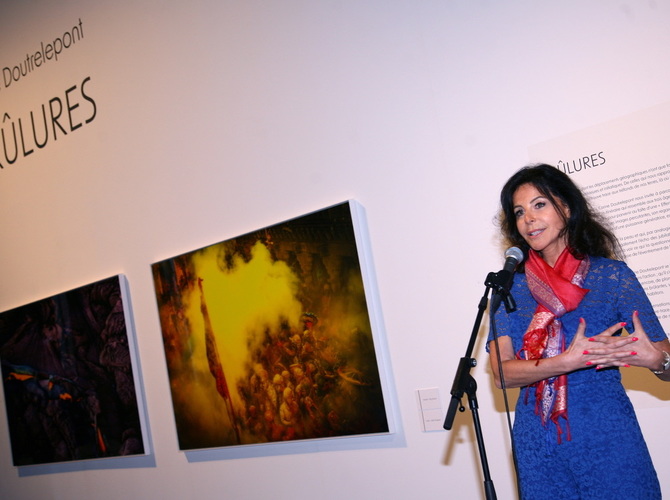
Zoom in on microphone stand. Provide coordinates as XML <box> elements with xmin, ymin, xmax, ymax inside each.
<box><xmin>443</xmin><ymin>269</ymin><xmax>516</xmax><ymax>500</ymax></box>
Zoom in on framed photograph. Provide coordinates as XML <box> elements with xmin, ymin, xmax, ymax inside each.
<box><xmin>0</xmin><ymin>275</ymin><xmax>149</xmax><ymax>466</ymax></box>
<box><xmin>152</xmin><ymin>200</ymin><xmax>392</xmax><ymax>450</ymax></box>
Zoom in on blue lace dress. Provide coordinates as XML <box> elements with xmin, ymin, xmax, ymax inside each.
<box><xmin>489</xmin><ymin>256</ymin><xmax>665</xmax><ymax>500</ymax></box>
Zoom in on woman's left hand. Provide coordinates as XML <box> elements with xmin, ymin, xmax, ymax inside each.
<box><xmin>584</xmin><ymin>311</ymin><xmax>668</xmax><ymax>371</ymax></box>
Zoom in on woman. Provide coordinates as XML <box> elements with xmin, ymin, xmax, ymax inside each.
<box><xmin>488</xmin><ymin>164</ymin><xmax>670</xmax><ymax>499</ymax></box>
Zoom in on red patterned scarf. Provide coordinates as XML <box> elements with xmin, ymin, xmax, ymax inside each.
<box><xmin>518</xmin><ymin>248</ymin><xmax>590</xmax><ymax>443</ymax></box>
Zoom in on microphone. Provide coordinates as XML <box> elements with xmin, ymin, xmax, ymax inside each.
<box><xmin>489</xmin><ymin>246</ymin><xmax>524</xmax><ymax>313</ymax></box>
<box><xmin>501</xmin><ymin>246</ymin><xmax>524</xmax><ymax>276</ymax></box>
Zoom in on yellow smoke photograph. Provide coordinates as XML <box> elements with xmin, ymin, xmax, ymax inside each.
<box><xmin>151</xmin><ymin>201</ymin><xmax>390</xmax><ymax>450</ymax></box>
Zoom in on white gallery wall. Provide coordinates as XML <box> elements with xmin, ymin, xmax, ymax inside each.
<box><xmin>1</xmin><ymin>1</ymin><xmax>670</xmax><ymax>498</ymax></box>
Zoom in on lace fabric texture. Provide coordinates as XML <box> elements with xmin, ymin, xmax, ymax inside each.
<box><xmin>490</xmin><ymin>256</ymin><xmax>665</xmax><ymax>499</ymax></box>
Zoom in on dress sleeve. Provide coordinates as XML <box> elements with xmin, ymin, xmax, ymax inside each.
<box><xmin>488</xmin><ymin>301</ymin><xmax>512</xmax><ymax>349</ymax></box>
<box><xmin>487</xmin><ymin>275</ymin><xmax>531</xmax><ymax>351</ymax></box>
<box><xmin>614</xmin><ymin>261</ymin><xmax>667</xmax><ymax>342</ymax></box>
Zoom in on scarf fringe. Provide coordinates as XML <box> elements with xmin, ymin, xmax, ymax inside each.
<box><xmin>518</xmin><ymin>249</ymin><xmax>589</xmax><ymax>445</ymax></box>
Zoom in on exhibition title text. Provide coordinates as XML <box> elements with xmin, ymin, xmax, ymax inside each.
<box><xmin>1</xmin><ymin>18</ymin><xmax>96</xmax><ymax>170</ymax></box>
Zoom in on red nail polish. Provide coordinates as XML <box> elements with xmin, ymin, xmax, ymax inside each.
<box><xmin>585</xmin><ymin>361</ymin><xmax>593</xmax><ymax>366</ymax></box>
<box><xmin>583</xmin><ymin>350</ymin><xmax>590</xmax><ymax>355</ymax></box>
<box><xmin>620</xmin><ymin>322</ymin><xmax>627</xmax><ymax>327</ymax></box>
<box><xmin>631</xmin><ymin>351</ymin><xmax>638</xmax><ymax>356</ymax></box>
<box><xmin>623</xmin><ymin>364</ymin><xmax>630</xmax><ymax>368</ymax></box>
<box><xmin>588</xmin><ymin>337</ymin><xmax>595</xmax><ymax>342</ymax></box>
<box><xmin>631</xmin><ymin>337</ymin><xmax>639</xmax><ymax>342</ymax></box>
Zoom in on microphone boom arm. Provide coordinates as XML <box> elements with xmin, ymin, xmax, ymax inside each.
<box><xmin>486</xmin><ymin>270</ymin><xmax>517</xmax><ymax>314</ymax></box>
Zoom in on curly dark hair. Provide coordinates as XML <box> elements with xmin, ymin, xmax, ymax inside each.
<box><xmin>499</xmin><ymin>164</ymin><xmax>622</xmax><ymax>267</ymax></box>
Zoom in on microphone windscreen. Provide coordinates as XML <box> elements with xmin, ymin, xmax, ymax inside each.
<box><xmin>505</xmin><ymin>246</ymin><xmax>524</xmax><ymax>264</ymax></box>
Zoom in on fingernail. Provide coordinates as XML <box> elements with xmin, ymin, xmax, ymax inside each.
<box><xmin>583</xmin><ymin>350</ymin><xmax>590</xmax><ymax>355</ymax></box>
<box><xmin>631</xmin><ymin>337</ymin><xmax>639</xmax><ymax>342</ymax></box>
<box><xmin>620</xmin><ymin>322</ymin><xmax>627</xmax><ymax>327</ymax></box>
<box><xmin>623</xmin><ymin>364</ymin><xmax>630</xmax><ymax>368</ymax></box>
<box><xmin>585</xmin><ymin>361</ymin><xmax>593</xmax><ymax>366</ymax></box>
<box><xmin>579</xmin><ymin>317</ymin><xmax>585</xmax><ymax>324</ymax></box>
<box><xmin>630</xmin><ymin>351</ymin><xmax>637</xmax><ymax>356</ymax></box>
<box><xmin>634</xmin><ymin>310</ymin><xmax>639</xmax><ymax>317</ymax></box>
<box><xmin>588</xmin><ymin>337</ymin><xmax>595</xmax><ymax>342</ymax></box>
